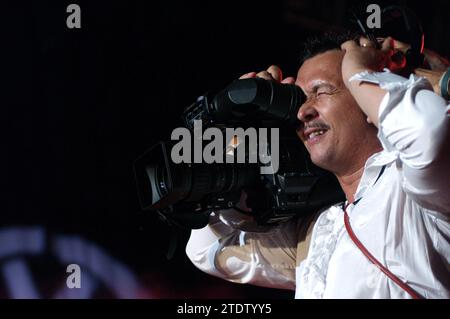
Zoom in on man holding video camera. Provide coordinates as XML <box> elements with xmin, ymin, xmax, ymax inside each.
<box><xmin>186</xmin><ymin>32</ymin><xmax>450</xmax><ymax>299</ymax></box>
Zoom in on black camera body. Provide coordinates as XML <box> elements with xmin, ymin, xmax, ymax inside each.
<box><xmin>134</xmin><ymin>78</ymin><xmax>345</xmax><ymax>229</ymax></box>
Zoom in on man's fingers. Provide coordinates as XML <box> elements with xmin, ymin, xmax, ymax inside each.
<box><xmin>381</xmin><ymin>37</ymin><xmax>394</xmax><ymax>56</ymax></box>
<box><xmin>380</xmin><ymin>37</ymin><xmax>407</xmax><ymax>70</ymax></box>
<box><xmin>414</xmin><ymin>68</ymin><xmax>442</xmax><ymax>94</ymax></box>
<box><xmin>423</xmin><ymin>49</ymin><xmax>450</xmax><ymax>72</ymax></box>
<box><xmin>239</xmin><ymin>67</ymin><xmax>294</xmax><ymax>84</ymax></box>
<box><xmin>281</xmin><ymin>77</ymin><xmax>295</xmax><ymax>84</ymax></box>
<box><xmin>359</xmin><ymin>37</ymin><xmax>376</xmax><ymax>49</ymax></box>
<box><xmin>341</xmin><ymin>39</ymin><xmax>359</xmax><ymax>51</ymax></box>
<box><xmin>239</xmin><ymin>72</ymin><xmax>257</xmax><ymax>79</ymax></box>
<box><xmin>267</xmin><ymin>65</ymin><xmax>283</xmax><ymax>82</ymax></box>
<box><xmin>414</xmin><ymin>68</ymin><xmax>433</xmax><ymax>77</ymax></box>
<box><xmin>392</xmin><ymin>39</ymin><xmax>411</xmax><ymax>54</ymax></box>
<box><xmin>256</xmin><ymin>70</ymin><xmax>275</xmax><ymax>81</ymax></box>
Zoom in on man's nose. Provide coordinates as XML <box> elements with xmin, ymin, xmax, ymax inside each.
<box><xmin>297</xmin><ymin>102</ymin><xmax>319</xmax><ymax>123</ymax></box>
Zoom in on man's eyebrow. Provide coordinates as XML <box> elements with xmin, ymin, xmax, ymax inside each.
<box><xmin>310</xmin><ymin>82</ymin><xmax>335</xmax><ymax>93</ymax></box>
<box><xmin>303</xmin><ymin>82</ymin><xmax>335</xmax><ymax>96</ymax></box>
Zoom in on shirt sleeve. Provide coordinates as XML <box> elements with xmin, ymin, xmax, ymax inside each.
<box><xmin>351</xmin><ymin>70</ymin><xmax>450</xmax><ymax>212</ymax></box>
<box><xmin>185</xmin><ymin>209</ymin><xmax>315</xmax><ymax>290</ymax></box>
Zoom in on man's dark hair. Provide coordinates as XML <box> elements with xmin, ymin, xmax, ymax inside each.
<box><xmin>301</xmin><ymin>30</ymin><xmax>360</xmax><ymax>63</ymax></box>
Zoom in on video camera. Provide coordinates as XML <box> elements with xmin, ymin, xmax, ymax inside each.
<box><xmin>134</xmin><ymin>4</ymin><xmax>425</xmax><ymax>230</ymax></box>
<box><xmin>134</xmin><ymin>78</ymin><xmax>345</xmax><ymax>230</ymax></box>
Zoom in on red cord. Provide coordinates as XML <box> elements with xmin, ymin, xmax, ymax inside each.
<box><xmin>343</xmin><ymin>205</ymin><xmax>424</xmax><ymax>299</ymax></box>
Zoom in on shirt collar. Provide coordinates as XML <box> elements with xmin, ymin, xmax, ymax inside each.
<box><xmin>353</xmin><ymin>150</ymin><xmax>397</xmax><ymax>201</ymax></box>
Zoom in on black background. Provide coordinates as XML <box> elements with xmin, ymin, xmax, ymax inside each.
<box><xmin>1</xmin><ymin>0</ymin><xmax>449</xmax><ymax>298</ymax></box>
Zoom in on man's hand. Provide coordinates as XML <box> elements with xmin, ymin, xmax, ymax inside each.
<box><xmin>340</xmin><ymin>37</ymin><xmax>403</xmax><ymax>127</ymax></box>
<box><xmin>391</xmin><ymin>39</ymin><xmax>450</xmax><ymax>96</ymax></box>
<box><xmin>414</xmin><ymin>68</ymin><xmax>444</xmax><ymax>96</ymax></box>
<box><xmin>342</xmin><ymin>37</ymin><xmax>450</xmax><ymax>97</ymax></box>
<box><xmin>239</xmin><ymin>65</ymin><xmax>295</xmax><ymax>84</ymax></box>
<box><xmin>340</xmin><ymin>37</ymin><xmax>403</xmax><ymax>86</ymax></box>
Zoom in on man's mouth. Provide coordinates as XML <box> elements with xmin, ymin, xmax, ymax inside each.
<box><xmin>303</xmin><ymin>127</ymin><xmax>329</xmax><ymax>143</ymax></box>
<box><xmin>307</xmin><ymin>130</ymin><xmax>326</xmax><ymax>139</ymax></box>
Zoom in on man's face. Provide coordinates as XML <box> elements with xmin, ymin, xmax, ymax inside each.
<box><xmin>295</xmin><ymin>50</ymin><xmax>377</xmax><ymax>173</ymax></box>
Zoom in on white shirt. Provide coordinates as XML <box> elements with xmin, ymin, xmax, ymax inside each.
<box><xmin>186</xmin><ymin>71</ymin><xmax>450</xmax><ymax>299</ymax></box>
